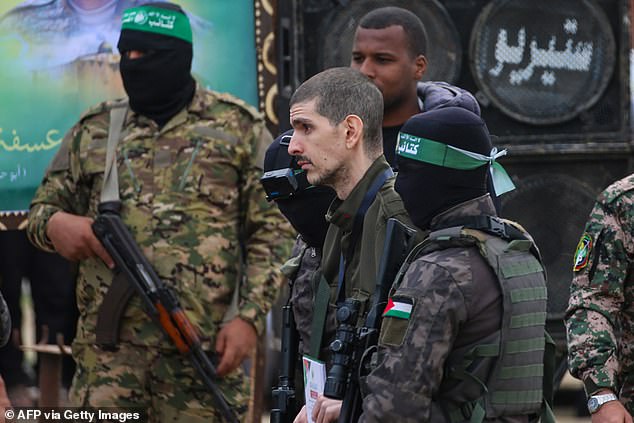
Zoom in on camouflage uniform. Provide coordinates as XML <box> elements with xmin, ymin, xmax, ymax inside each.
<box><xmin>566</xmin><ymin>173</ymin><xmax>634</xmax><ymax>413</ymax></box>
<box><xmin>281</xmin><ymin>237</ymin><xmax>336</xmax><ymax>358</ymax></box>
<box><xmin>279</xmin><ymin>236</ymin><xmax>333</xmax><ymax>409</ymax></box>
<box><xmin>361</xmin><ymin>195</ymin><xmax>539</xmax><ymax>422</ymax></box>
<box><xmin>27</xmin><ymin>87</ymin><xmax>292</xmax><ymax>421</ymax></box>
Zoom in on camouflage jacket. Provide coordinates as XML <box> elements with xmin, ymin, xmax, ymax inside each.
<box><xmin>566</xmin><ymin>173</ymin><xmax>634</xmax><ymax>409</ymax></box>
<box><xmin>281</xmin><ymin>236</ymin><xmax>336</xmax><ymax>357</ymax></box>
<box><xmin>27</xmin><ymin>87</ymin><xmax>292</xmax><ymax>349</ymax></box>
<box><xmin>360</xmin><ymin>195</ymin><xmax>527</xmax><ymax>423</ymax></box>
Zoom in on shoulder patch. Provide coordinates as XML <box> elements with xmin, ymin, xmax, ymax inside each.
<box><xmin>573</xmin><ymin>233</ymin><xmax>593</xmax><ymax>272</ymax></box>
<box><xmin>383</xmin><ymin>296</ymin><xmax>414</xmax><ymax>320</ymax></box>
<box><xmin>379</xmin><ymin>294</ymin><xmax>414</xmax><ymax>346</ymax></box>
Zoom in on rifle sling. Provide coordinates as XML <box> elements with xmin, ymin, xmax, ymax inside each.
<box><xmin>309</xmin><ymin>275</ymin><xmax>330</xmax><ymax>358</ymax></box>
<box><xmin>95</xmin><ymin>271</ymin><xmax>135</xmax><ymax>349</ymax></box>
<box><xmin>93</xmin><ymin>102</ymin><xmax>130</xmax><ymax>349</ymax></box>
<box><xmin>101</xmin><ymin>100</ymin><xmax>127</xmax><ymax>204</ymax></box>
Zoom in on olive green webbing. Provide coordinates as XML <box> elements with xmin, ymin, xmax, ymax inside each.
<box><xmin>500</xmin><ymin>257</ymin><xmax>544</xmax><ymax>278</ymax></box>
<box><xmin>510</xmin><ymin>312</ymin><xmax>548</xmax><ymax>329</ymax></box>
<box><xmin>449</xmin><ymin>397</ymin><xmax>555</xmax><ymax>423</ymax></box>
<box><xmin>510</xmin><ymin>287</ymin><xmax>547</xmax><ymax>303</ymax></box>
<box><xmin>505</xmin><ymin>337</ymin><xmax>545</xmax><ymax>354</ymax></box>
<box><xmin>491</xmin><ymin>390</ymin><xmax>542</xmax><ymax>404</ymax></box>
<box><xmin>408</xmin><ymin>226</ymin><xmax>552</xmax><ymax>422</ymax></box>
<box><xmin>498</xmin><ymin>364</ymin><xmax>543</xmax><ymax>379</ymax></box>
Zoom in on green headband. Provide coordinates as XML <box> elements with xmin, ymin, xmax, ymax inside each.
<box><xmin>396</xmin><ymin>132</ymin><xmax>516</xmax><ymax>196</ymax></box>
<box><xmin>121</xmin><ymin>6</ymin><xmax>192</xmax><ymax>43</ymax></box>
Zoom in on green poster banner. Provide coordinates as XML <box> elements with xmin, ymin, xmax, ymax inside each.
<box><xmin>0</xmin><ymin>0</ymin><xmax>258</xmax><ymax>213</ymax></box>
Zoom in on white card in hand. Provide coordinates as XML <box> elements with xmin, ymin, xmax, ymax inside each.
<box><xmin>302</xmin><ymin>355</ymin><xmax>326</xmax><ymax>423</ymax></box>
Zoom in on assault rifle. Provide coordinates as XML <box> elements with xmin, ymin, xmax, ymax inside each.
<box><xmin>92</xmin><ymin>201</ymin><xmax>239</xmax><ymax>423</ymax></box>
<box><xmin>323</xmin><ymin>218</ymin><xmax>417</xmax><ymax>422</ymax></box>
<box><xmin>270</xmin><ymin>304</ymin><xmax>299</xmax><ymax>423</ymax></box>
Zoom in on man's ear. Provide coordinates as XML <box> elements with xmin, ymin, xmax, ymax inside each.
<box><xmin>415</xmin><ymin>55</ymin><xmax>427</xmax><ymax>80</ymax></box>
<box><xmin>343</xmin><ymin>114</ymin><xmax>364</xmax><ymax>150</ymax></box>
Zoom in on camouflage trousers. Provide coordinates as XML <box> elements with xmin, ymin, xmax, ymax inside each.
<box><xmin>69</xmin><ymin>343</ymin><xmax>249</xmax><ymax>422</ymax></box>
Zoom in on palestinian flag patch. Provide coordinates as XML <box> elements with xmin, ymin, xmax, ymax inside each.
<box><xmin>383</xmin><ymin>296</ymin><xmax>414</xmax><ymax>320</ymax></box>
<box><xmin>573</xmin><ymin>233</ymin><xmax>593</xmax><ymax>272</ymax></box>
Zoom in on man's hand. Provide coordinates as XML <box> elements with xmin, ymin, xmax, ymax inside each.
<box><xmin>292</xmin><ymin>397</ymin><xmax>342</xmax><ymax>423</ymax></box>
<box><xmin>592</xmin><ymin>399</ymin><xmax>633</xmax><ymax>423</ymax></box>
<box><xmin>293</xmin><ymin>405</ymin><xmax>308</xmax><ymax>423</ymax></box>
<box><xmin>215</xmin><ymin>317</ymin><xmax>257</xmax><ymax>376</ymax></box>
<box><xmin>312</xmin><ymin>396</ymin><xmax>342</xmax><ymax>423</ymax></box>
<box><xmin>46</xmin><ymin>211</ymin><xmax>113</xmax><ymax>268</ymax></box>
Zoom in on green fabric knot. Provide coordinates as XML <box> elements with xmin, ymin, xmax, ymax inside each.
<box><xmin>396</xmin><ymin>132</ymin><xmax>516</xmax><ymax>196</ymax></box>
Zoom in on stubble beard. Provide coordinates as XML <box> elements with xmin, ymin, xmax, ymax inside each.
<box><xmin>308</xmin><ymin>164</ymin><xmax>348</xmax><ymax>192</ymax></box>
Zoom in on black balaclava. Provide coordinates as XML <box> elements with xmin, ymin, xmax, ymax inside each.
<box><xmin>395</xmin><ymin>107</ymin><xmax>492</xmax><ymax>230</ymax></box>
<box><xmin>117</xmin><ymin>2</ymin><xmax>196</xmax><ymax>127</ymax></box>
<box><xmin>263</xmin><ymin>130</ymin><xmax>336</xmax><ymax>249</ymax></box>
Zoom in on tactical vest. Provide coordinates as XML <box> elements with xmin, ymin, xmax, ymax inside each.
<box><xmin>392</xmin><ymin>217</ymin><xmax>553</xmax><ymax>423</ymax></box>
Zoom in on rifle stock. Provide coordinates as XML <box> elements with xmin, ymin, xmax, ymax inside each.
<box><xmin>92</xmin><ymin>204</ymin><xmax>239</xmax><ymax>423</ymax></box>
